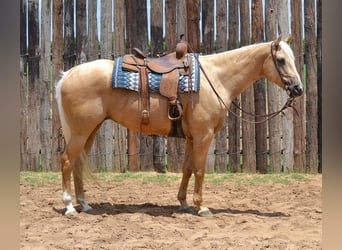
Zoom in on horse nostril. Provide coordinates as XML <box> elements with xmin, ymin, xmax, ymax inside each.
<box><xmin>294</xmin><ymin>85</ymin><xmax>303</xmax><ymax>96</ymax></box>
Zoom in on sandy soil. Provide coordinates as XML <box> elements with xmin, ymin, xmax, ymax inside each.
<box><xmin>20</xmin><ymin>173</ymin><xmax>322</xmax><ymax>249</ymax></box>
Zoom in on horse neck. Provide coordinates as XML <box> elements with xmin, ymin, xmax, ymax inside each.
<box><xmin>199</xmin><ymin>42</ymin><xmax>271</xmax><ymax>101</ymax></box>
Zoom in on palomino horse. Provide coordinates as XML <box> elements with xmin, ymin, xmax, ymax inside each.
<box><xmin>56</xmin><ymin>36</ymin><xmax>303</xmax><ymax>216</ymax></box>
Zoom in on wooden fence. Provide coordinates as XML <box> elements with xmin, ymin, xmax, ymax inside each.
<box><xmin>20</xmin><ymin>0</ymin><xmax>322</xmax><ymax>173</ymax></box>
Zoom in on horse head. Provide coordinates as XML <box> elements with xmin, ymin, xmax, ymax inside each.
<box><xmin>264</xmin><ymin>35</ymin><xmax>303</xmax><ymax>98</ymax></box>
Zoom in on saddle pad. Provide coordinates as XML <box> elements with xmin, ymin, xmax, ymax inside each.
<box><xmin>112</xmin><ymin>53</ymin><xmax>200</xmax><ymax>93</ymax></box>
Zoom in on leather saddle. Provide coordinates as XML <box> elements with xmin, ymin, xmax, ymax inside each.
<box><xmin>121</xmin><ymin>41</ymin><xmax>192</xmax><ymax>135</ymax></box>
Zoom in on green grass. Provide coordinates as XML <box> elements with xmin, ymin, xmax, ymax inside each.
<box><xmin>20</xmin><ymin>171</ymin><xmax>315</xmax><ymax>187</ymax></box>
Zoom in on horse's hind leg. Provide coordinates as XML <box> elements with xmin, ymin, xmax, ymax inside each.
<box><xmin>61</xmin><ymin>135</ymin><xmax>88</xmax><ymax>215</ymax></box>
<box><xmin>72</xmin><ymin>152</ymin><xmax>92</xmax><ymax>212</ymax></box>
<box><xmin>72</xmin><ymin>124</ymin><xmax>102</xmax><ymax>212</ymax></box>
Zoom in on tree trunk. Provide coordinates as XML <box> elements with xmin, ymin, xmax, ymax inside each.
<box><xmin>151</xmin><ymin>0</ymin><xmax>166</xmax><ymax>173</ymax></box>
<box><xmin>27</xmin><ymin>0</ymin><xmax>41</xmax><ymax>170</ymax></box>
<box><xmin>20</xmin><ymin>0</ymin><xmax>28</xmax><ymax>171</ymax></box>
<box><xmin>227</xmin><ymin>0</ymin><xmax>240</xmax><ymax>173</ymax></box>
<box><xmin>51</xmin><ymin>0</ymin><xmax>63</xmax><ymax>171</ymax></box>
<box><xmin>252</xmin><ymin>0</ymin><xmax>267</xmax><ymax>173</ymax></box>
<box><xmin>114</xmin><ymin>0</ymin><xmax>127</xmax><ymax>172</ymax></box>
<box><xmin>215</xmin><ymin>0</ymin><xmax>228</xmax><ymax>173</ymax></box>
<box><xmin>277</xmin><ymin>0</ymin><xmax>293</xmax><ymax>173</ymax></box>
<box><xmin>304</xmin><ymin>0</ymin><xmax>318</xmax><ymax>173</ymax></box>
<box><xmin>40</xmin><ymin>0</ymin><xmax>52</xmax><ymax>171</ymax></box>
<box><xmin>240</xmin><ymin>0</ymin><xmax>256</xmax><ymax>173</ymax></box>
<box><xmin>265</xmin><ymin>0</ymin><xmax>282</xmax><ymax>172</ymax></box>
<box><xmin>291</xmin><ymin>0</ymin><xmax>305</xmax><ymax>172</ymax></box>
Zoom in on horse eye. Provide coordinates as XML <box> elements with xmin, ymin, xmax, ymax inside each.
<box><xmin>277</xmin><ymin>57</ymin><xmax>285</xmax><ymax>65</ymax></box>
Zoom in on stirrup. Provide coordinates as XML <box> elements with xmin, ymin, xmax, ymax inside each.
<box><xmin>168</xmin><ymin>101</ymin><xmax>183</xmax><ymax>121</ymax></box>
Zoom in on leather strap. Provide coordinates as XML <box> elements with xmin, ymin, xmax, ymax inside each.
<box><xmin>138</xmin><ymin>63</ymin><xmax>151</xmax><ymax>133</ymax></box>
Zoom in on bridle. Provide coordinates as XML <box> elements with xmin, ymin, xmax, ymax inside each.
<box><xmin>192</xmin><ymin>41</ymin><xmax>298</xmax><ymax>124</ymax></box>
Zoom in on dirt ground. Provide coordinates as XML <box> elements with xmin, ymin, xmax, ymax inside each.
<box><xmin>20</xmin><ymin>173</ymin><xmax>322</xmax><ymax>250</ymax></box>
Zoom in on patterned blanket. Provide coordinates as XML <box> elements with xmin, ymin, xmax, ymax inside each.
<box><xmin>112</xmin><ymin>53</ymin><xmax>200</xmax><ymax>93</ymax></box>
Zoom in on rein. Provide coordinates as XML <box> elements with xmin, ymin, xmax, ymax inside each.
<box><xmin>187</xmin><ymin>40</ymin><xmax>298</xmax><ymax>124</ymax></box>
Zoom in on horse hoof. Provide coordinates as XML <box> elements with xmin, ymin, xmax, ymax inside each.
<box><xmin>64</xmin><ymin>207</ymin><xmax>77</xmax><ymax>216</ymax></box>
<box><xmin>198</xmin><ymin>208</ymin><xmax>213</xmax><ymax>217</ymax></box>
<box><xmin>81</xmin><ymin>204</ymin><xmax>93</xmax><ymax>212</ymax></box>
<box><xmin>178</xmin><ymin>207</ymin><xmax>193</xmax><ymax>214</ymax></box>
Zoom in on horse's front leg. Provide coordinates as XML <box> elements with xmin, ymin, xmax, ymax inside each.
<box><xmin>192</xmin><ymin>133</ymin><xmax>214</xmax><ymax>216</ymax></box>
<box><xmin>177</xmin><ymin>138</ymin><xmax>194</xmax><ymax>213</ymax></box>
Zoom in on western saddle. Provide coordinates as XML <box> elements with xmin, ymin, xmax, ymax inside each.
<box><xmin>121</xmin><ymin>40</ymin><xmax>192</xmax><ymax>136</ymax></box>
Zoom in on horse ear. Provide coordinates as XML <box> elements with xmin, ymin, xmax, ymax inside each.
<box><xmin>285</xmin><ymin>35</ymin><xmax>293</xmax><ymax>44</ymax></box>
<box><xmin>274</xmin><ymin>35</ymin><xmax>282</xmax><ymax>47</ymax></box>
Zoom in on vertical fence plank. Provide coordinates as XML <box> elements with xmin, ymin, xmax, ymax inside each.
<box><xmin>176</xmin><ymin>0</ymin><xmax>187</xmax><ymax>39</ymax></box>
<box><xmin>151</xmin><ymin>0</ymin><xmax>166</xmax><ymax>173</ymax></box>
<box><xmin>227</xmin><ymin>0</ymin><xmax>240</xmax><ymax>173</ymax></box>
<box><xmin>113</xmin><ymin>0</ymin><xmax>127</xmax><ymax>172</ymax></box>
<box><xmin>125</xmin><ymin>0</ymin><xmax>140</xmax><ymax>172</ymax></box>
<box><xmin>99</xmin><ymin>0</ymin><xmax>114</xmax><ymax>171</ymax></box>
<box><xmin>76</xmin><ymin>0</ymin><xmax>87</xmax><ymax>64</ymax></box>
<box><xmin>215</xmin><ymin>0</ymin><xmax>228</xmax><ymax>173</ymax></box>
<box><xmin>186</xmin><ymin>0</ymin><xmax>200</xmax><ymax>52</ymax></box>
<box><xmin>51</xmin><ymin>0</ymin><xmax>63</xmax><ymax>172</ymax></box>
<box><xmin>166</xmin><ymin>0</ymin><xmax>177</xmax><ymax>52</ymax></box>
<box><xmin>316</xmin><ymin>0</ymin><xmax>322</xmax><ymax>173</ymax></box>
<box><xmin>27</xmin><ymin>0</ymin><xmax>41</xmax><ymax>171</ymax></box>
<box><xmin>277</xmin><ymin>0</ymin><xmax>294</xmax><ymax>172</ymax></box>
<box><xmin>40</xmin><ymin>0</ymin><xmax>52</xmax><ymax>171</ymax></box>
<box><xmin>252</xmin><ymin>0</ymin><xmax>267</xmax><ymax>173</ymax></box>
<box><xmin>135</xmin><ymin>0</ymin><xmax>153</xmax><ymax>171</ymax></box>
<box><xmin>166</xmin><ymin>0</ymin><xmax>182</xmax><ymax>173</ymax></box>
<box><xmin>265</xmin><ymin>0</ymin><xmax>282</xmax><ymax>173</ymax></box>
<box><xmin>291</xmin><ymin>0</ymin><xmax>305</xmax><ymax>172</ymax></box>
<box><xmin>202</xmin><ymin>0</ymin><xmax>215</xmax><ymax>173</ymax></box>
<box><xmin>87</xmin><ymin>0</ymin><xmax>99</xmax><ymax>170</ymax></box>
<box><xmin>304</xmin><ymin>0</ymin><xmax>318</xmax><ymax>173</ymax></box>
<box><xmin>64</xmin><ymin>0</ymin><xmax>75</xmax><ymax>70</ymax></box>
<box><xmin>240</xmin><ymin>0</ymin><xmax>256</xmax><ymax>173</ymax></box>
<box><xmin>20</xmin><ymin>0</ymin><xmax>27</xmax><ymax>171</ymax></box>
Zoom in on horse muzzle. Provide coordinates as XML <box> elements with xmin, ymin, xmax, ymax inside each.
<box><xmin>287</xmin><ymin>82</ymin><xmax>303</xmax><ymax>98</ymax></box>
